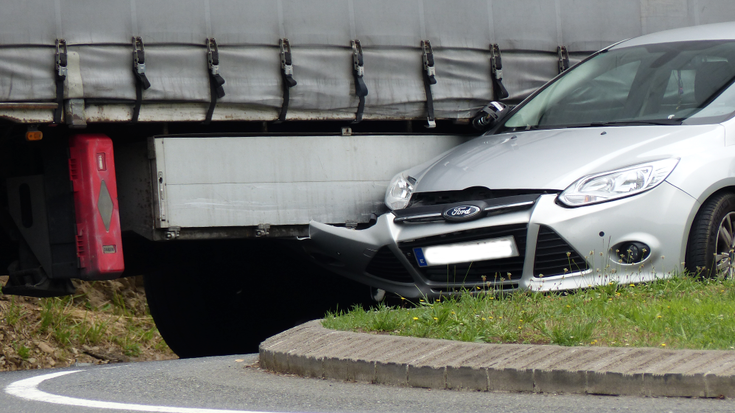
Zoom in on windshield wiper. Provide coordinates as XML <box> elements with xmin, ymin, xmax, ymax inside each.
<box><xmin>515</xmin><ymin>119</ymin><xmax>682</xmax><ymax>131</ymax></box>
<box><xmin>588</xmin><ymin>119</ymin><xmax>683</xmax><ymax>126</ymax></box>
<box><xmin>553</xmin><ymin>119</ymin><xmax>682</xmax><ymax>129</ymax></box>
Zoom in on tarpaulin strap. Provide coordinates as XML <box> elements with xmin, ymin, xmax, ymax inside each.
<box><xmin>421</xmin><ymin>40</ymin><xmax>437</xmax><ymax>129</ymax></box>
<box><xmin>132</xmin><ymin>37</ymin><xmax>151</xmax><ymax>122</ymax></box>
<box><xmin>557</xmin><ymin>46</ymin><xmax>570</xmax><ymax>74</ymax></box>
<box><xmin>351</xmin><ymin>40</ymin><xmax>368</xmax><ymax>124</ymax></box>
<box><xmin>54</xmin><ymin>39</ymin><xmax>68</xmax><ymax>124</ymax></box>
<box><xmin>278</xmin><ymin>38</ymin><xmax>297</xmax><ymax>122</ymax></box>
<box><xmin>490</xmin><ymin>44</ymin><xmax>509</xmax><ymax>101</ymax></box>
<box><xmin>205</xmin><ymin>38</ymin><xmax>226</xmax><ymax>124</ymax></box>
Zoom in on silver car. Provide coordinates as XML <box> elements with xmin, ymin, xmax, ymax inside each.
<box><xmin>307</xmin><ymin>22</ymin><xmax>735</xmax><ymax>299</ymax></box>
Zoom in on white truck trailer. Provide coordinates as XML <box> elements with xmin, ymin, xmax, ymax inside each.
<box><xmin>1</xmin><ymin>0</ymin><xmax>733</xmax><ymax>356</ymax></box>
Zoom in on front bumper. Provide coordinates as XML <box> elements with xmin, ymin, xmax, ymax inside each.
<box><xmin>307</xmin><ymin>182</ymin><xmax>698</xmax><ymax>299</ymax></box>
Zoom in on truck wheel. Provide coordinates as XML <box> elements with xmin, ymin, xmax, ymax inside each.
<box><xmin>143</xmin><ymin>239</ymin><xmax>370</xmax><ymax>358</ymax></box>
<box><xmin>144</xmin><ymin>261</ymin><xmax>255</xmax><ymax>358</ymax></box>
<box><xmin>143</xmin><ymin>240</ymin><xmax>278</xmax><ymax>358</ymax></box>
<box><xmin>686</xmin><ymin>192</ymin><xmax>735</xmax><ymax>278</ymax></box>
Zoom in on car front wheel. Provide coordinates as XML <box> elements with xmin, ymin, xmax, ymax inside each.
<box><xmin>686</xmin><ymin>192</ymin><xmax>735</xmax><ymax>278</ymax></box>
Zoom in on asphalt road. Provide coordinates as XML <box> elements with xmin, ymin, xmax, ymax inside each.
<box><xmin>1</xmin><ymin>355</ymin><xmax>735</xmax><ymax>413</ymax></box>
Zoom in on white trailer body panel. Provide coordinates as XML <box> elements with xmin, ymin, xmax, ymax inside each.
<box><xmin>151</xmin><ymin>135</ymin><xmax>467</xmax><ymax>229</ymax></box>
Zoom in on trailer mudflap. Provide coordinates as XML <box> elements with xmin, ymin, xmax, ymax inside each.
<box><xmin>68</xmin><ymin>134</ymin><xmax>124</xmax><ymax>279</ymax></box>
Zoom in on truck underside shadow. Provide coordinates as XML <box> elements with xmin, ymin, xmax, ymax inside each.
<box><xmin>142</xmin><ymin>238</ymin><xmax>372</xmax><ymax>358</ymax></box>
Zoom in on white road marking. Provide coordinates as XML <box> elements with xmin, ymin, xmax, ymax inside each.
<box><xmin>5</xmin><ymin>369</ymin><xmax>280</xmax><ymax>413</ymax></box>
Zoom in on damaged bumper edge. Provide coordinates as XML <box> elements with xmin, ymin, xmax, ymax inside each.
<box><xmin>307</xmin><ymin>215</ymin><xmax>432</xmax><ymax>298</ymax></box>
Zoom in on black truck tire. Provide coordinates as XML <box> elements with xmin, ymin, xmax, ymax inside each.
<box><xmin>144</xmin><ymin>258</ymin><xmax>256</xmax><ymax>358</ymax></box>
<box><xmin>143</xmin><ymin>239</ymin><xmax>370</xmax><ymax>358</ymax></box>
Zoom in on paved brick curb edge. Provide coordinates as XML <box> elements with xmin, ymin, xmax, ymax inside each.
<box><xmin>259</xmin><ymin>320</ymin><xmax>735</xmax><ymax>398</ymax></box>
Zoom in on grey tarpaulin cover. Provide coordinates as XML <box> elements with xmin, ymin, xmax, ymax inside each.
<box><xmin>1</xmin><ymin>0</ymin><xmax>734</xmax><ymax>122</ymax></box>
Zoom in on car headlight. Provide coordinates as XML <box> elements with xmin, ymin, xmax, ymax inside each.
<box><xmin>385</xmin><ymin>172</ymin><xmax>417</xmax><ymax>210</ymax></box>
<box><xmin>558</xmin><ymin>158</ymin><xmax>679</xmax><ymax>207</ymax></box>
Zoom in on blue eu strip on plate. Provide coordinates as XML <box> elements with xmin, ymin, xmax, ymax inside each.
<box><xmin>413</xmin><ymin>247</ymin><xmax>428</xmax><ymax>267</ymax></box>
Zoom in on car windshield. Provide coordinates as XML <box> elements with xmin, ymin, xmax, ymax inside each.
<box><xmin>501</xmin><ymin>40</ymin><xmax>735</xmax><ymax>131</ymax></box>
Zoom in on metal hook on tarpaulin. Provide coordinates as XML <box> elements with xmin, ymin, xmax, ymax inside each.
<box><xmin>132</xmin><ymin>36</ymin><xmax>151</xmax><ymax>122</ymax></box>
<box><xmin>277</xmin><ymin>38</ymin><xmax>297</xmax><ymax>123</ymax></box>
<box><xmin>54</xmin><ymin>39</ymin><xmax>68</xmax><ymax>124</ymax></box>
<box><xmin>204</xmin><ymin>38</ymin><xmax>226</xmax><ymax>124</ymax></box>
<box><xmin>490</xmin><ymin>44</ymin><xmax>509</xmax><ymax>101</ymax></box>
<box><xmin>421</xmin><ymin>40</ymin><xmax>437</xmax><ymax>128</ymax></box>
<box><xmin>351</xmin><ymin>39</ymin><xmax>368</xmax><ymax>124</ymax></box>
<box><xmin>557</xmin><ymin>46</ymin><xmax>570</xmax><ymax>74</ymax></box>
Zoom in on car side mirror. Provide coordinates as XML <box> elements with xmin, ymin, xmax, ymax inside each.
<box><xmin>471</xmin><ymin>101</ymin><xmax>508</xmax><ymax>131</ymax></box>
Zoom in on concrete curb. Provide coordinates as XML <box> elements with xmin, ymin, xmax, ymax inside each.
<box><xmin>259</xmin><ymin>320</ymin><xmax>735</xmax><ymax>398</ymax></box>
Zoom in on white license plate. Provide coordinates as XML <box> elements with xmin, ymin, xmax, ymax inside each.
<box><xmin>413</xmin><ymin>236</ymin><xmax>519</xmax><ymax>267</ymax></box>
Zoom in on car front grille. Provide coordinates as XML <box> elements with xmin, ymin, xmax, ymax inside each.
<box><xmin>364</xmin><ymin>224</ymin><xmax>588</xmax><ymax>287</ymax></box>
<box><xmin>408</xmin><ymin>188</ymin><xmax>556</xmax><ymax>207</ymax></box>
<box><xmin>398</xmin><ymin>224</ymin><xmax>527</xmax><ymax>284</ymax></box>
<box><xmin>365</xmin><ymin>246</ymin><xmax>414</xmax><ymax>283</ymax></box>
<box><xmin>533</xmin><ymin>225</ymin><xmax>588</xmax><ymax>277</ymax></box>
<box><xmin>392</xmin><ymin>194</ymin><xmax>539</xmax><ymax>224</ymax></box>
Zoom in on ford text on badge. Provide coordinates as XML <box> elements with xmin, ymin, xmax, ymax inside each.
<box><xmin>442</xmin><ymin>205</ymin><xmax>482</xmax><ymax>222</ymax></box>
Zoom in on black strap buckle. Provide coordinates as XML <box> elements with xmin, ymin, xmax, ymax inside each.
<box><xmin>490</xmin><ymin>44</ymin><xmax>509</xmax><ymax>101</ymax></box>
<box><xmin>207</xmin><ymin>38</ymin><xmax>226</xmax><ymax>99</ymax></box>
<box><xmin>351</xmin><ymin>40</ymin><xmax>368</xmax><ymax>124</ymax></box>
<box><xmin>278</xmin><ymin>38</ymin><xmax>297</xmax><ymax>122</ymax></box>
<box><xmin>132</xmin><ymin>37</ymin><xmax>151</xmax><ymax>89</ymax></box>
<box><xmin>422</xmin><ymin>40</ymin><xmax>437</xmax><ymax>85</ymax></box>
<box><xmin>54</xmin><ymin>39</ymin><xmax>68</xmax><ymax>124</ymax></box>
<box><xmin>421</xmin><ymin>40</ymin><xmax>437</xmax><ymax>128</ymax></box>
<box><xmin>132</xmin><ymin>37</ymin><xmax>151</xmax><ymax>122</ymax></box>
<box><xmin>204</xmin><ymin>38</ymin><xmax>226</xmax><ymax>124</ymax></box>
<box><xmin>557</xmin><ymin>46</ymin><xmax>570</xmax><ymax>73</ymax></box>
<box><xmin>280</xmin><ymin>38</ymin><xmax>297</xmax><ymax>87</ymax></box>
<box><xmin>55</xmin><ymin>39</ymin><xmax>68</xmax><ymax>79</ymax></box>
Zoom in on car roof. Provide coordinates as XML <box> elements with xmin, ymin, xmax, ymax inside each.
<box><xmin>613</xmin><ymin>21</ymin><xmax>735</xmax><ymax>49</ymax></box>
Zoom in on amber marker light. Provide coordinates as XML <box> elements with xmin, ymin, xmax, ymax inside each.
<box><xmin>25</xmin><ymin>130</ymin><xmax>43</xmax><ymax>141</ymax></box>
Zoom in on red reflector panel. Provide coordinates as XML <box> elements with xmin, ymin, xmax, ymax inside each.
<box><xmin>68</xmin><ymin>134</ymin><xmax>124</xmax><ymax>279</ymax></box>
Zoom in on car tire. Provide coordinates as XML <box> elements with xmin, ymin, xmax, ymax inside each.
<box><xmin>686</xmin><ymin>192</ymin><xmax>735</xmax><ymax>278</ymax></box>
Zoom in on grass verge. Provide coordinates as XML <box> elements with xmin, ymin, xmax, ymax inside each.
<box><xmin>323</xmin><ymin>274</ymin><xmax>735</xmax><ymax>350</ymax></box>
<box><xmin>0</xmin><ymin>276</ymin><xmax>175</xmax><ymax>371</ymax></box>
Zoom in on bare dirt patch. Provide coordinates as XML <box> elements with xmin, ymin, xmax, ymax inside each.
<box><xmin>0</xmin><ymin>275</ymin><xmax>176</xmax><ymax>371</ymax></box>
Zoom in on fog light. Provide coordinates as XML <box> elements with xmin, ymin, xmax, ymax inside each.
<box><xmin>616</xmin><ymin>242</ymin><xmax>650</xmax><ymax>264</ymax></box>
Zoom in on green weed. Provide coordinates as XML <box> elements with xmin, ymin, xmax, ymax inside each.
<box><xmin>5</xmin><ymin>298</ymin><xmax>26</xmax><ymax>326</ymax></box>
<box><xmin>548</xmin><ymin>321</ymin><xmax>596</xmax><ymax>346</ymax></box>
<box><xmin>15</xmin><ymin>343</ymin><xmax>31</xmax><ymax>360</ymax></box>
<box><xmin>77</xmin><ymin>319</ymin><xmax>110</xmax><ymax>345</ymax></box>
<box><xmin>113</xmin><ymin>335</ymin><xmax>142</xmax><ymax>357</ymax></box>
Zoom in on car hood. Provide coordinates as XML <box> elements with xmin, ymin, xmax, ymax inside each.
<box><xmin>412</xmin><ymin>124</ymin><xmax>724</xmax><ymax>193</ymax></box>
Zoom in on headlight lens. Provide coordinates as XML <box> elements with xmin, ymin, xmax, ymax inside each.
<box><xmin>385</xmin><ymin>172</ymin><xmax>416</xmax><ymax>210</ymax></box>
<box><xmin>558</xmin><ymin>158</ymin><xmax>679</xmax><ymax>207</ymax></box>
